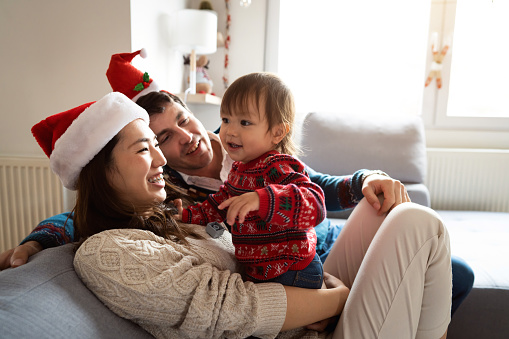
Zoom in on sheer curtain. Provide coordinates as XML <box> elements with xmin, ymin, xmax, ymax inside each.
<box><xmin>275</xmin><ymin>0</ymin><xmax>431</xmax><ymax>120</ymax></box>
<box><xmin>447</xmin><ymin>0</ymin><xmax>509</xmax><ymax>118</ymax></box>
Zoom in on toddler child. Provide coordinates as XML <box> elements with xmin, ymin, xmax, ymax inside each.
<box><xmin>176</xmin><ymin>72</ymin><xmax>326</xmax><ymax>288</ymax></box>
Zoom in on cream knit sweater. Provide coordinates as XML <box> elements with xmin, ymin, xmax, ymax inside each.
<box><xmin>73</xmin><ymin>226</ymin><xmax>328</xmax><ymax>339</ymax></box>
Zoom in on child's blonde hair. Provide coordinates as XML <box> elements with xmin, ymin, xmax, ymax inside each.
<box><xmin>220</xmin><ymin>72</ymin><xmax>299</xmax><ymax>156</ymax></box>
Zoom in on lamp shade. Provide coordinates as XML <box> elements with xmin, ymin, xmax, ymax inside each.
<box><xmin>171</xmin><ymin>9</ymin><xmax>218</xmax><ymax>55</ymax></box>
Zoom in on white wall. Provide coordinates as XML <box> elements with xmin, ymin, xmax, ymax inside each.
<box><xmin>0</xmin><ymin>0</ymin><xmax>268</xmax><ymax>157</ymax></box>
<box><xmin>129</xmin><ymin>0</ymin><xmax>268</xmax><ymax>131</ymax></box>
<box><xmin>0</xmin><ymin>0</ymin><xmax>132</xmax><ymax>157</ymax></box>
<box><xmin>130</xmin><ymin>0</ymin><xmax>187</xmax><ymax>94</ymax></box>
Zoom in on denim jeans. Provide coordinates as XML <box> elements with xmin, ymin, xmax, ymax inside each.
<box><xmin>267</xmin><ymin>253</ymin><xmax>324</xmax><ymax>289</ymax></box>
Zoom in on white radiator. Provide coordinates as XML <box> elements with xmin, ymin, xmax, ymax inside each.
<box><xmin>1</xmin><ymin>150</ymin><xmax>507</xmax><ymax>253</ymax></box>
<box><xmin>0</xmin><ymin>157</ymin><xmax>65</xmax><ymax>253</ymax></box>
<box><xmin>426</xmin><ymin>148</ymin><xmax>509</xmax><ymax>213</ymax></box>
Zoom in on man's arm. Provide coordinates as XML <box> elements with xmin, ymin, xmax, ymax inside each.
<box><xmin>0</xmin><ymin>212</ymin><xmax>74</xmax><ymax>269</ymax></box>
<box><xmin>20</xmin><ymin>212</ymin><xmax>75</xmax><ymax>248</ymax></box>
<box><xmin>307</xmin><ymin>166</ymin><xmax>410</xmax><ymax>215</ymax></box>
<box><xmin>306</xmin><ymin>166</ymin><xmax>366</xmax><ymax>211</ymax></box>
<box><xmin>0</xmin><ymin>241</ymin><xmax>43</xmax><ymax>269</ymax></box>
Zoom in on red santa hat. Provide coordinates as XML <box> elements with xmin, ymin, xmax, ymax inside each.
<box><xmin>106</xmin><ymin>48</ymin><xmax>160</xmax><ymax>101</ymax></box>
<box><xmin>31</xmin><ymin>92</ymin><xmax>149</xmax><ymax>190</ymax></box>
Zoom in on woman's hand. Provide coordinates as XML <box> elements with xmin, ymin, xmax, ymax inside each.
<box><xmin>305</xmin><ymin>273</ymin><xmax>348</xmax><ymax>332</ymax></box>
<box><xmin>0</xmin><ymin>241</ymin><xmax>43</xmax><ymax>270</ymax></box>
<box><xmin>362</xmin><ymin>174</ymin><xmax>411</xmax><ymax>215</ymax></box>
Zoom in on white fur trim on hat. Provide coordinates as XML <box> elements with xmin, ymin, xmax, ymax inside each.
<box><xmin>132</xmin><ymin>80</ymin><xmax>160</xmax><ymax>102</ymax></box>
<box><xmin>50</xmin><ymin>92</ymin><xmax>149</xmax><ymax>190</ymax></box>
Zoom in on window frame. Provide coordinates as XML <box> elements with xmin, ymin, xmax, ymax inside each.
<box><xmin>266</xmin><ymin>0</ymin><xmax>509</xmax><ymax>134</ymax></box>
<box><xmin>423</xmin><ymin>0</ymin><xmax>509</xmax><ymax>132</ymax></box>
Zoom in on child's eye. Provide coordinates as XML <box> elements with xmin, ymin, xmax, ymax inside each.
<box><xmin>240</xmin><ymin>120</ymin><xmax>252</xmax><ymax>126</ymax></box>
<box><xmin>221</xmin><ymin>117</ymin><xmax>229</xmax><ymax>124</ymax></box>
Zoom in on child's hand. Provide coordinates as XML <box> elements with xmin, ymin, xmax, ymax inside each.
<box><xmin>172</xmin><ymin>199</ymin><xmax>183</xmax><ymax>221</ymax></box>
<box><xmin>218</xmin><ymin>192</ymin><xmax>260</xmax><ymax>225</ymax></box>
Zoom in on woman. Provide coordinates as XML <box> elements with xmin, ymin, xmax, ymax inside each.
<box><xmin>32</xmin><ymin>91</ymin><xmax>451</xmax><ymax>338</ymax></box>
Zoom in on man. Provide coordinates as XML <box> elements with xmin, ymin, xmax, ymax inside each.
<box><xmin>0</xmin><ymin>50</ymin><xmax>473</xmax><ymax>315</ymax></box>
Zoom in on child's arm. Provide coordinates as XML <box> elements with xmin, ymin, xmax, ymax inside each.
<box><xmin>218</xmin><ymin>191</ymin><xmax>259</xmax><ymax>225</ymax></box>
<box><xmin>258</xmin><ymin>155</ymin><xmax>326</xmax><ymax>230</ymax></box>
<box><xmin>180</xmin><ymin>185</ymin><xmax>230</xmax><ymax>225</ymax></box>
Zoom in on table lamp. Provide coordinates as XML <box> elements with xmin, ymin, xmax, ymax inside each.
<box><xmin>171</xmin><ymin>9</ymin><xmax>218</xmax><ymax>100</ymax></box>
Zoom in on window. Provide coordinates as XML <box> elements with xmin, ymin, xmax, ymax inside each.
<box><xmin>433</xmin><ymin>0</ymin><xmax>509</xmax><ymax>130</ymax></box>
<box><xmin>266</xmin><ymin>0</ymin><xmax>509</xmax><ymax>132</ymax></box>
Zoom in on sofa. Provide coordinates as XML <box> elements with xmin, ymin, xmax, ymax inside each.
<box><xmin>1</xmin><ymin>112</ymin><xmax>508</xmax><ymax>338</ymax></box>
<box><xmin>299</xmin><ymin>112</ymin><xmax>509</xmax><ymax>339</ymax></box>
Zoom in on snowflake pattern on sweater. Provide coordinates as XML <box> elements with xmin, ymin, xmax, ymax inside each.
<box><xmin>182</xmin><ymin>151</ymin><xmax>326</xmax><ymax>281</ymax></box>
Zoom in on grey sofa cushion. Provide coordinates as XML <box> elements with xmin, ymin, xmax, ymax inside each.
<box><xmin>300</xmin><ymin>112</ymin><xmax>430</xmax><ymax>217</ymax></box>
<box><xmin>0</xmin><ymin>244</ymin><xmax>153</xmax><ymax>339</ymax></box>
<box><xmin>300</xmin><ymin>112</ymin><xmax>427</xmax><ymax>183</ymax></box>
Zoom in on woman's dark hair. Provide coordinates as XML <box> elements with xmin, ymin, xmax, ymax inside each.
<box><xmin>73</xmin><ymin>127</ymin><xmax>200</xmax><ymax>247</ymax></box>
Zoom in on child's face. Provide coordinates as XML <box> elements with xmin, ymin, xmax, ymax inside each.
<box><xmin>219</xmin><ymin>98</ymin><xmax>284</xmax><ymax>164</ymax></box>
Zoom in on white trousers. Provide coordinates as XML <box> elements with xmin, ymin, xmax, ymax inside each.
<box><xmin>324</xmin><ymin>199</ymin><xmax>452</xmax><ymax>339</ymax></box>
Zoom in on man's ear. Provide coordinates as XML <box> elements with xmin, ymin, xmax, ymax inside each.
<box><xmin>272</xmin><ymin>123</ymin><xmax>290</xmax><ymax>145</ymax></box>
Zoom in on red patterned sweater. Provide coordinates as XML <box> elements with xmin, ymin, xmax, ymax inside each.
<box><xmin>182</xmin><ymin>150</ymin><xmax>326</xmax><ymax>281</ymax></box>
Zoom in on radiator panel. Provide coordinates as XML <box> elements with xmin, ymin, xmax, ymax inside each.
<box><xmin>0</xmin><ymin>157</ymin><xmax>64</xmax><ymax>253</ymax></box>
<box><xmin>1</xmin><ymin>151</ymin><xmax>507</xmax><ymax>253</ymax></box>
<box><xmin>426</xmin><ymin>148</ymin><xmax>509</xmax><ymax>213</ymax></box>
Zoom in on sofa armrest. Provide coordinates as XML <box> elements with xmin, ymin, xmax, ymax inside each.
<box><xmin>0</xmin><ymin>245</ymin><xmax>152</xmax><ymax>338</ymax></box>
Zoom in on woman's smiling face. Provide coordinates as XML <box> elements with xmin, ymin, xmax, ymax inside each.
<box><xmin>107</xmin><ymin>119</ymin><xmax>168</xmax><ymax>207</ymax></box>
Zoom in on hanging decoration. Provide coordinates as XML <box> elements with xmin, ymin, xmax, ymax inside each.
<box><xmin>425</xmin><ymin>33</ymin><xmax>449</xmax><ymax>89</ymax></box>
<box><xmin>223</xmin><ymin>0</ymin><xmax>231</xmax><ymax>89</ymax></box>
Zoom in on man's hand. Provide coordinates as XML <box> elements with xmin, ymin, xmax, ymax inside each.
<box><xmin>218</xmin><ymin>192</ymin><xmax>260</xmax><ymax>225</ymax></box>
<box><xmin>362</xmin><ymin>174</ymin><xmax>411</xmax><ymax>215</ymax></box>
<box><xmin>0</xmin><ymin>241</ymin><xmax>43</xmax><ymax>270</ymax></box>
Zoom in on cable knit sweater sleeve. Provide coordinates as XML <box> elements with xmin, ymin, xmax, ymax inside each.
<box><xmin>73</xmin><ymin>228</ymin><xmax>287</xmax><ymax>339</ymax></box>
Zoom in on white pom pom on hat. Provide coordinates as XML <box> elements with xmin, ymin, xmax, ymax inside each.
<box><xmin>139</xmin><ymin>48</ymin><xmax>148</xmax><ymax>58</ymax></box>
<box><xmin>106</xmin><ymin>49</ymin><xmax>160</xmax><ymax>102</ymax></box>
<box><xmin>31</xmin><ymin>92</ymin><xmax>149</xmax><ymax>190</ymax></box>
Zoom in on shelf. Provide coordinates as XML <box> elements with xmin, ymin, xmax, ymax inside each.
<box><xmin>177</xmin><ymin>93</ymin><xmax>222</xmax><ymax>106</ymax></box>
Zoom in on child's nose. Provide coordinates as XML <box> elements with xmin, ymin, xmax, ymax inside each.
<box><xmin>226</xmin><ymin>125</ymin><xmax>237</xmax><ymax>136</ymax></box>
